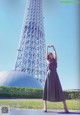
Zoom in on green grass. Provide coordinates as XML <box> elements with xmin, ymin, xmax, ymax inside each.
<box><xmin>0</xmin><ymin>99</ymin><xmax>80</xmax><ymax>110</ymax></box>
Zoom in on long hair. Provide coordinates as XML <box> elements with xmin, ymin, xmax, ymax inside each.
<box><xmin>47</xmin><ymin>52</ymin><xmax>54</xmax><ymax>61</ymax></box>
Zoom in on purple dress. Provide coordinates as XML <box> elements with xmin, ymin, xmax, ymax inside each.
<box><xmin>43</xmin><ymin>58</ymin><xmax>65</xmax><ymax>102</ymax></box>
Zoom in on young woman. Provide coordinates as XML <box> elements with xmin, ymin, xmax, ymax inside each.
<box><xmin>43</xmin><ymin>45</ymin><xmax>69</xmax><ymax>113</ymax></box>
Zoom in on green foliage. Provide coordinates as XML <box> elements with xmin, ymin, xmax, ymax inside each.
<box><xmin>0</xmin><ymin>86</ymin><xmax>80</xmax><ymax>99</ymax></box>
<box><xmin>64</xmin><ymin>91</ymin><xmax>80</xmax><ymax>99</ymax></box>
<box><xmin>0</xmin><ymin>86</ymin><xmax>43</xmax><ymax>99</ymax></box>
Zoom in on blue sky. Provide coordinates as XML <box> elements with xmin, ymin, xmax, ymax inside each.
<box><xmin>0</xmin><ymin>0</ymin><xmax>79</xmax><ymax>90</ymax></box>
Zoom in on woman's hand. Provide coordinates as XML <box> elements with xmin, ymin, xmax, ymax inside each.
<box><xmin>47</xmin><ymin>45</ymin><xmax>56</xmax><ymax>51</ymax></box>
<box><xmin>47</xmin><ymin>45</ymin><xmax>52</xmax><ymax>48</ymax></box>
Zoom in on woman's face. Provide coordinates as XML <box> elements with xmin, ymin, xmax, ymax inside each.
<box><xmin>49</xmin><ymin>53</ymin><xmax>54</xmax><ymax>60</ymax></box>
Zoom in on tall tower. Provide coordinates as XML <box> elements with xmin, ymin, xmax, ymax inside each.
<box><xmin>15</xmin><ymin>0</ymin><xmax>46</xmax><ymax>85</ymax></box>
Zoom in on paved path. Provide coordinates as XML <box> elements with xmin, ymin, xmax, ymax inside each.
<box><xmin>9</xmin><ymin>109</ymin><xmax>80</xmax><ymax>115</ymax></box>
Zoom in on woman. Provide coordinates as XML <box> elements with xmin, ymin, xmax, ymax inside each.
<box><xmin>43</xmin><ymin>45</ymin><xmax>69</xmax><ymax>113</ymax></box>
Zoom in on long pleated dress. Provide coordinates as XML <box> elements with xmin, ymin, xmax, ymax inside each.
<box><xmin>43</xmin><ymin>58</ymin><xmax>65</xmax><ymax>102</ymax></box>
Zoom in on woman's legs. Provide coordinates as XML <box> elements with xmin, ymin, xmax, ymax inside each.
<box><xmin>43</xmin><ymin>100</ymin><xmax>68</xmax><ymax>112</ymax></box>
<box><xmin>44</xmin><ymin>100</ymin><xmax>47</xmax><ymax>111</ymax></box>
<box><xmin>63</xmin><ymin>101</ymin><xmax>69</xmax><ymax>112</ymax></box>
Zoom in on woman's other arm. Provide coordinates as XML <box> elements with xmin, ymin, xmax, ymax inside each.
<box><xmin>51</xmin><ymin>45</ymin><xmax>58</xmax><ymax>62</ymax></box>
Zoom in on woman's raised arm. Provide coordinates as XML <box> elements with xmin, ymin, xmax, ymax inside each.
<box><xmin>47</xmin><ymin>46</ymin><xmax>51</xmax><ymax>55</ymax></box>
<box><xmin>46</xmin><ymin>45</ymin><xmax>51</xmax><ymax>59</ymax></box>
<box><xmin>51</xmin><ymin>45</ymin><xmax>58</xmax><ymax>62</ymax></box>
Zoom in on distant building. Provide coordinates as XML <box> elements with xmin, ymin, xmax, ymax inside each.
<box><xmin>0</xmin><ymin>71</ymin><xmax>42</xmax><ymax>88</ymax></box>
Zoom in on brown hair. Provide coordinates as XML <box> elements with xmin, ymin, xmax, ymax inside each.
<box><xmin>47</xmin><ymin>52</ymin><xmax>54</xmax><ymax>61</ymax></box>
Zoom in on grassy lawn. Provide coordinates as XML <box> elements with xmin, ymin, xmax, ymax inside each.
<box><xmin>0</xmin><ymin>99</ymin><xmax>80</xmax><ymax>110</ymax></box>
